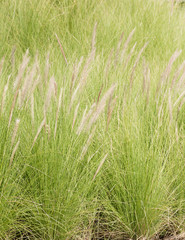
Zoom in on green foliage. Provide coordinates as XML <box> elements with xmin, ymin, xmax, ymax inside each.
<box><xmin>0</xmin><ymin>0</ymin><xmax>184</xmax><ymax>239</ymax></box>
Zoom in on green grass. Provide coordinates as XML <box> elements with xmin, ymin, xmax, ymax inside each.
<box><xmin>0</xmin><ymin>0</ymin><xmax>185</xmax><ymax>239</ymax></box>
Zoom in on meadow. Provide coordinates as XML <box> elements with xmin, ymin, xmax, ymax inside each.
<box><xmin>0</xmin><ymin>0</ymin><xmax>184</xmax><ymax>239</ymax></box>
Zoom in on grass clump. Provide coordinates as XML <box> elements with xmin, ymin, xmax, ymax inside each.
<box><xmin>0</xmin><ymin>0</ymin><xmax>185</xmax><ymax>239</ymax></box>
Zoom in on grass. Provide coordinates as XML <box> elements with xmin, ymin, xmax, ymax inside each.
<box><xmin>0</xmin><ymin>0</ymin><xmax>185</xmax><ymax>239</ymax></box>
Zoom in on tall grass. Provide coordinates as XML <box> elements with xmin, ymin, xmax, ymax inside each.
<box><xmin>0</xmin><ymin>0</ymin><xmax>185</xmax><ymax>239</ymax></box>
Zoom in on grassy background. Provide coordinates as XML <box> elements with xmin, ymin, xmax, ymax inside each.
<box><xmin>0</xmin><ymin>0</ymin><xmax>185</xmax><ymax>239</ymax></box>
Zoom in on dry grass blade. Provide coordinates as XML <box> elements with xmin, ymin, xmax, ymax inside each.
<box><xmin>173</xmin><ymin>90</ymin><xmax>185</xmax><ymax>107</ymax></box>
<box><xmin>69</xmin><ymin>83</ymin><xmax>81</xmax><ymax>112</ymax></box>
<box><xmin>44</xmin><ymin>76</ymin><xmax>55</xmax><ymax>117</ymax></box>
<box><xmin>143</xmin><ymin>58</ymin><xmax>147</xmax><ymax>93</ymax></box>
<box><xmin>156</xmin><ymin>50</ymin><xmax>182</xmax><ymax>95</ymax></box>
<box><xmin>143</xmin><ymin>59</ymin><xmax>151</xmax><ymax>105</ymax></box>
<box><xmin>13</xmin><ymin>49</ymin><xmax>30</xmax><ymax>90</ymax></box>
<box><xmin>9</xmin><ymin>51</ymin><xmax>31</xmax><ymax>126</ymax></box>
<box><xmin>176</xmin><ymin>69</ymin><xmax>185</xmax><ymax>90</ymax></box>
<box><xmin>11</xmin><ymin>45</ymin><xmax>16</xmax><ymax>70</ymax></box>
<box><xmin>78</xmin><ymin>22</ymin><xmax>98</xmax><ymax>89</ymax></box>
<box><xmin>115</xmin><ymin>31</ymin><xmax>124</xmax><ymax>66</ymax></box>
<box><xmin>70</xmin><ymin>57</ymin><xmax>84</xmax><ymax>96</ymax></box>
<box><xmin>0</xmin><ymin>56</ymin><xmax>5</xmax><ymax>76</ymax></box>
<box><xmin>23</xmin><ymin>74</ymin><xmax>40</xmax><ymax>111</ymax></box>
<box><xmin>31</xmin><ymin>118</ymin><xmax>46</xmax><ymax>150</ymax></box>
<box><xmin>79</xmin><ymin>50</ymin><xmax>95</xmax><ymax>87</ymax></box>
<box><xmin>107</xmin><ymin>96</ymin><xmax>117</xmax><ymax>131</ymax></box>
<box><xmin>76</xmin><ymin>106</ymin><xmax>87</xmax><ymax>135</ymax></box>
<box><xmin>158</xmin><ymin>90</ymin><xmax>168</xmax><ymax>125</ymax></box>
<box><xmin>31</xmin><ymin>94</ymin><xmax>34</xmax><ymax>123</ymax></box>
<box><xmin>70</xmin><ymin>63</ymin><xmax>77</xmax><ymax>97</ymax></box>
<box><xmin>92</xmin><ymin>154</ymin><xmax>108</xmax><ymax>181</ymax></box>
<box><xmin>91</xmin><ymin>22</ymin><xmax>97</xmax><ymax>51</ymax></box>
<box><xmin>21</xmin><ymin>60</ymin><xmax>38</xmax><ymax>106</ymax></box>
<box><xmin>54</xmin><ymin>88</ymin><xmax>63</xmax><ymax>138</ymax></box>
<box><xmin>130</xmin><ymin>42</ymin><xmax>148</xmax><ymax>88</ymax></box>
<box><xmin>1</xmin><ymin>75</ymin><xmax>10</xmax><ymax>115</ymax></box>
<box><xmin>69</xmin><ymin>26</ymin><xmax>97</xmax><ymax>111</ymax></box>
<box><xmin>123</xmin><ymin>42</ymin><xmax>137</xmax><ymax>70</ymax></box>
<box><xmin>96</xmin><ymin>85</ymin><xmax>104</xmax><ymax>105</ymax></box>
<box><xmin>8</xmin><ymin>88</ymin><xmax>20</xmax><ymax>128</ymax></box>
<box><xmin>77</xmin><ymin>103</ymin><xmax>96</xmax><ymax>135</ymax></box>
<box><xmin>171</xmin><ymin>60</ymin><xmax>185</xmax><ymax>88</ymax></box>
<box><xmin>104</xmin><ymin>48</ymin><xmax>114</xmax><ymax>84</ymax></box>
<box><xmin>55</xmin><ymin>33</ymin><xmax>68</xmax><ymax>65</ymax></box>
<box><xmin>69</xmin><ymin>52</ymin><xmax>94</xmax><ymax>111</ymax></box>
<box><xmin>44</xmin><ymin>123</ymin><xmax>51</xmax><ymax>139</ymax></box>
<box><xmin>87</xmin><ymin>84</ymin><xmax>116</xmax><ymax>131</ymax></box>
<box><xmin>72</xmin><ymin>103</ymin><xmax>80</xmax><ymax>129</ymax></box>
<box><xmin>54</xmin><ymin>80</ymin><xmax>58</xmax><ymax>99</ymax></box>
<box><xmin>44</xmin><ymin>52</ymin><xmax>50</xmax><ymax>84</ymax></box>
<box><xmin>9</xmin><ymin>139</ymin><xmax>20</xmax><ymax>167</ymax></box>
<box><xmin>178</xmin><ymin>97</ymin><xmax>185</xmax><ymax>113</ymax></box>
<box><xmin>107</xmin><ymin>93</ymin><xmax>113</xmax><ymax>116</ymax></box>
<box><xmin>29</xmin><ymin>75</ymin><xmax>40</xmax><ymax>97</ymax></box>
<box><xmin>11</xmin><ymin>119</ymin><xmax>20</xmax><ymax>147</ymax></box>
<box><xmin>18</xmin><ymin>89</ymin><xmax>22</xmax><ymax>109</ymax></box>
<box><xmin>163</xmin><ymin>50</ymin><xmax>182</xmax><ymax>81</ymax></box>
<box><xmin>80</xmin><ymin>126</ymin><xmax>96</xmax><ymax>160</ymax></box>
<box><xmin>120</xmin><ymin>28</ymin><xmax>136</xmax><ymax>63</ymax></box>
<box><xmin>168</xmin><ymin>89</ymin><xmax>173</xmax><ymax>122</ymax></box>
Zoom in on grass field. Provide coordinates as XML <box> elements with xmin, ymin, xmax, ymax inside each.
<box><xmin>0</xmin><ymin>0</ymin><xmax>185</xmax><ymax>239</ymax></box>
